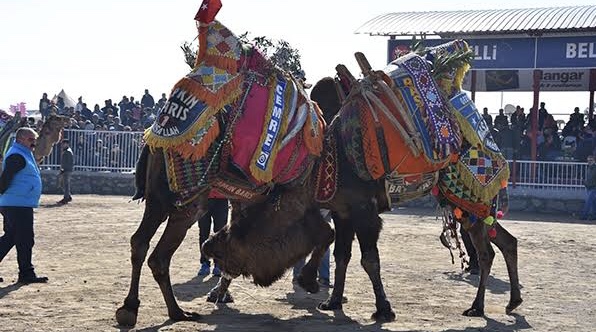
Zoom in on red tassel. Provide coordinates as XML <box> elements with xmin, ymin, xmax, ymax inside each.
<box><xmin>488</xmin><ymin>227</ymin><xmax>497</xmax><ymax>239</ymax></box>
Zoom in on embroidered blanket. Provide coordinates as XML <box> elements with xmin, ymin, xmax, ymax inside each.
<box><xmin>385</xmin><ymin>53</ymin><xmax>461</xmax><ymax>162</ymax></box>
<box><xmin>314</xmin><ymin>132</ymin><xmax>338</xmax><ymax>203</ymax></box>
<box><xmin>229</xmin><ymin>73</ymin><xmax>323</xmax><ymax>185</ymax></box>
<box><xmin>143</xmin><ymin>15</ymin><xmax>323</xmax><ymax>201</ymax></box>
<box><xmin>338</xmin><ymin>64</ymin><xmax>456</xmax><ymax>181</ymax></box>
<box><xmin>438</xmin><ymin>92</ymin><xmax>509</xmax><ymax>217</ymax></box>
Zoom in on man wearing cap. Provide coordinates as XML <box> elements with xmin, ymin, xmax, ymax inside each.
<box><xmin>0</xmin><ymin>128</ymin><xmax>48</xmax><ymax>284</ymax></box>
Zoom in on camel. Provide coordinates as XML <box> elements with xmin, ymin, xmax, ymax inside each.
<box><xmin>203</xmin><ymin>68</ymin><xmax>521</xmax><ymax>320</ymax></box>
<box><xmin>0</xmin><ymin>113</ymin><xmax>70</xmax><ymax>165</ymax></box>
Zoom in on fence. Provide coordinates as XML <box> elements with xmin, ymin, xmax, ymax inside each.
<box><xmin>39</xmin><ymin>129</ymin><xmax>143</xmax><ymax>172</ymax></box>
<box><xmin>508</xmin><ymin>160</ymin><xmax>587</xmax><ymax>191</ymax></box>
<box><xmin>38</xmin><ymin>130</ymin><xmax>591</xmax><ymax>192</ymax></box>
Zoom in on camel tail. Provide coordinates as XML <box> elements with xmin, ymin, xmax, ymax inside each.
<box><xmin>131</xmin><ymin>144</ymin><xmax>149</xmax><ymax>201</ymax></box>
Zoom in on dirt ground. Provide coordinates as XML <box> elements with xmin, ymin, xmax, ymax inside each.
<box><xmin>0</xmin><ymin>195</ymin><xmax>594</xmax><ymax>332</ymax></box>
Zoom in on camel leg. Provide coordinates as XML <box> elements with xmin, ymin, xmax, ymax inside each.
<box><xmin>491</xmin><ymin>222</ymin><xmax>523</xmax><ymax>314</ymax></box>
<box><xmin>318</xmin><ymin>213</ymin><xmax>354</xmax><ymax>311</ymax></box>
<box><xmin>147</xmin><ymin>206</ymin><xmax>204</xmax><ymax>322</ymax></box>
<box><xmin>462</xmin><ymin>222</ymin><xmax>495</xmax><ymax>317</ymax></box>
<box><xmin>206</xmin><ymin>276</ymin><xmax>234</xmax><ymax>303</ymax></box>
<box><xmin>297</xmin><ymin>209</ymin><xmax>334</xmax><ymax>294</ymax></box>
<box><xmin>354</xmin><ymin>204</ymin><xmax>395</xmax><ymax>322</ymax></box>
<box><xmin>116</xmin><ymin>199</ymin><xmax>168</xmax><ymax>327</ymax></box>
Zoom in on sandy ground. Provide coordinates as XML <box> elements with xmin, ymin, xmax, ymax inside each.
<box><xmin>0</xmin><ymin>195</ymin><xmax>594</xmax><ymax>332</ymax></box>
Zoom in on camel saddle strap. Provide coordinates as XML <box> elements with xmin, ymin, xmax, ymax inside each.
<box><xmin>314</xmin><ymin>132</ymin><xmax>339</xmax><ymax>203</ymax></box>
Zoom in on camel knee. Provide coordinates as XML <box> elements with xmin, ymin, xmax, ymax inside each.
<box><xmin>147</xmin><ymin>253</ymin><xmax>169</xmax><ymax>279</ymax></box>
<box><xmin>360</xmin><ymin>250</ymin><xmax>380</xmax><ymax>273</ymax></box>
<box><xmin>130</xmin><ymin>234</ymin><xmax>150</xmax><ymax>266</ymax></box>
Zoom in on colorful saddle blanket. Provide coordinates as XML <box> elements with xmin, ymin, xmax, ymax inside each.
<box><xmin>143</xmin><ymin>19</ymin><xmax>323</xmax><ymax>200</ymax></box>
<box><xmin>387</xmin><ymin>171</ymin><xmax>439</xmax><ymax>203</ymax></box>
<box><xmin>384</xmin><ymin>53</ymin><xmax>461</xmax><ymax>162</ymax></box>
<box><xmin>438</xmin><ymin>92</ymin><xmax>509</xmax><ymax>218</ymax></box>
<box><xmin>338</xmin><ymin>55</ymin><xmax>460</xmax><ymax>181</ymax></box>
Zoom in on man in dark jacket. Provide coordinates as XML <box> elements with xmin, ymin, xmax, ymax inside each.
<box><xmin>58</xmin><ymin>139</ymin><xmax>74</xmax><ymax>204</ymax></box>
<box><xmin>580</xmin><ymin>155</ymin><xmax>596</xmax><ymax>220</ymax></box>
<box><xmin>0</xmin><ymin>128</ymin><xmax>48</xmax><ymax>284</ymax></box>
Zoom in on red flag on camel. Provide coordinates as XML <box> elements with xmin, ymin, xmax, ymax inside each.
<box><xmin>195</xmin><ymin>0</ymin><xmax>222</xmax><ymax>23</ymax></box>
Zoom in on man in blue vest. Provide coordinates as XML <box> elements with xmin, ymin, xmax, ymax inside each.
<box><xmin>0</xmin><ymin>127</ymin><xmax>48</xmax><ymax>284</ymax></box>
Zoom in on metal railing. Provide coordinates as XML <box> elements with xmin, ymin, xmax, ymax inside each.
<box><xmin>39</xmin><ymin>129</ymin><xmax>144</xmax><ymax>172</ymax></box>
<box><xmin>38</xmin><ymin>130</ymin><xmax>591</xmax><ymax>194</ymax></box>
<box><xmin>508</xmin><ymin>159</ymin><xmax>587</xmax><ymax>191</ymax></box>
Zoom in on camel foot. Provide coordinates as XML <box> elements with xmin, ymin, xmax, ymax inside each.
<box><xmin>206</xmin><ymin>289</ymin><xmax>234</xmax><ymax>303</ymax></box>
<box><xmin>371</xmin><ymin>308</ymin><xmax>396</xmax><ymax>322</ymax></box>
<box><xmin>115</xmin><ymin>306</ymin><xmax>138</xmax><ymax>327</ymax></box>
<box><xmin>297</xmin><ymin>274</ymin><xmax>319</xmax><ymax>294</ymax></box>
<box><xmin>318</xmin><ymin>298</ymin><xmax>342</xmax><ymax>311</ymax></box>
<box><xmin>506</xmin><ymin>298</ymin><xmax>523</xmax><ymax>314</ymax></box>
<box><xmin>169</xmin><ymin>310</ymin><xmax>201</xmax><ymax>322</ymax></box>
<box><xmin>462</xmin><ymin>307</ymin><xmax>484</xmax><ymax>317</ymax></box>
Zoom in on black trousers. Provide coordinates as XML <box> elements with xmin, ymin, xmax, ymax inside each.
<box><xmin>197</xmin><ymin>199</ymin><xmax>229</xmax><ymax>265</ymax></box>
<box><xmin>0</xmin><ymin>207</ymin><xmax>36</xmax><ymax>278</ymax></box>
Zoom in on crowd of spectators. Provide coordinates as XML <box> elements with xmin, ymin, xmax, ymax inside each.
<box><xmin>37</xmin><ymin>89</ymin><xmax>167</xmax><ymax>133</ymax></box>
<box><xmin>35</xmin><ymin>89</ymin><xmax>168</xmax><ymax>170</ymax></box>
<box><xmin>482</xmin><ymin>102</ymin><xmax>596</xmax><ymax>162</ymax></box>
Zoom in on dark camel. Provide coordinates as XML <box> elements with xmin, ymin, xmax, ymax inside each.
<box><xmin>203</xmin><ymin>75</ymin><xmax>521</xmax><ymax>321</ymax></box>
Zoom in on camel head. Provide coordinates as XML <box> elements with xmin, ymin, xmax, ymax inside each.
<box><xmin>34</xmin><ymin>114</ymin><xmax>71</xmax><ymax>163</ymax></box>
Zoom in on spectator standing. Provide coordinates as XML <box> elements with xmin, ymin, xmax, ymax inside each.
<box><xmin>482</xmin><ymin>107</ymin><xmax>493</xmax><ymax>130</ymax></box>
<box><xmin>494</xmin><ymin>108</ymin><xmax>509</xmax><ymax>130</ymax></box>
<box><xmin>156</xmin><ymin>93</ymin><xmax>167</xmax><ymax>112</ymax></box>
<box><xmin>293</xmin><ymin>209</ymin><xmax>333</xmax><ymax>287</ymax></box>
<box><xmin>197</xmin><ymin>190</ymin><xmax>229</xmax><ymax>277</ymax></box>
<box><xmin>580</xmin><ymin>155</ymin><xmax>596</xmax><ymax>220</ymax></box>
<box><xmin>58</xmin><ymin>139</ymin><xmax>74</xmax><ymax>204</ymax></box>
<box><xmin>510</xmin><ymin>106</ymin><xmax>525</xmax><ymax>130</ymax></box>
<box><xmin>141</xmin><ymin>89</ymin><xmax>155</xmax><ymax>110</ymax></box>
<box><xmin>0</xmin><ymin>128</ymin><xmax>48</xmax><ymax>284</ymax></box>
<box><xmin>75</xmin><ymin>96</ymin><xmax>84</xmax><ymax>114</ymax></box>
<box><xmin>39</xmin><ymin>93</ymin><xmax>51</xmax><ymax>121</ymax></box>
<box><xmin>569</xmin><ymin>107</ymin><xmax>585</xmax><ymax>128</ymax></box>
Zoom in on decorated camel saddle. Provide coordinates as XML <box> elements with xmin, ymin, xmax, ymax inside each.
<box><xmin>144</xmin><ymin>6</ymin><xmax>324</xmax><ymax>205</ymax></box>
<box><xmin>323</xmin><ymin>40</ymin><xmax>508</xmax><ymax>221</ymax></box>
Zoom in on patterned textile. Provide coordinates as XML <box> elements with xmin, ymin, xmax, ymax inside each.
<box><xmin>314</xmin><ymin>133</ymin><xmax>338</xmax><ymax>203</ymax></box>
<box><xmin>438</xmin><ymin>92</ymin><xmax>509</xmax><ymax>217</ymax></box>
<box><xmin>197</xmin><ymin>20</ymin><xmax>242</xmax><ymax>73</ymax></box>
<box><xmin>338</xmin><ymin>69</ymin><xmax>453</xmax><ymax>181</ymax></box>
<box><xmin>165</xmin><ymin>143</ymin><xmax>220</xmax><ymax>207</ymax></box>
<box><xmin>386</xmin><ymin>54</ymin><xmax>461</xmax><ymax>162</ymax></box>
<box><xmin>229</xmin><ymin>73</ymin><xmax>321</xmax><ymax>186</ymax></box>
<box><xmin>387</xmin><ymin>171</ymin><xmax>438</xmax><ymax>203</ymax></box>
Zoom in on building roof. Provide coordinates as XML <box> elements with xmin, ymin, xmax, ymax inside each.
<box><xmin>355</xmin><ymin>5</ymin><xmax>596</xmax><ymax>37</ymax></box>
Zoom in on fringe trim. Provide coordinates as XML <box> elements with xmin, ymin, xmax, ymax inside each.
<box><xmin>175</xmin><ymin>119</ymin><xmax>220</xmax><ymax>161</ymax></box>
<box><xmin>173</xmin><ymin>76</ymin><xmax>242</xmax><ymax>110</ymax></box>
<box><xmin>195</xmin><ymin>23</ymin><xmax>208</xmax><ymax>68</ymax></box>
<box><xmin>453</xmin><ymin>111</ymin><xmax>510</xmax><ymax>203</ymax></box>
<box><xmin>143</xmin><ymin>105</ymin><xmax>217</xmax><ymax>150</ymax></box>
<box><xmin>249</xmin><ymin>76</ymin><xmax>294</xmax><ymax>183</ymax></box>
<box><xmin>442</xmin><ymin>188</ymin><xmax>490</xmax><ymax>219</ymax></box>
<box><xmin>165</xmin><ymin>149</ymin><xmax>179</xmax><ymax>192</ymax></box>
<box><xmin>204</xmin><ymin>54</ymin><xmax>238</xmax><ymax>73</ymax></box>
<box><xmin>303</xmin><ymin>102</ymin><xmax>325</xmax><ymax>156</ymax></box>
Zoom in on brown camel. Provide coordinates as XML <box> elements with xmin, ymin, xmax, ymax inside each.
<box><xmin>33</xmin><ymin>114</ymin><xmax>71</xmax><ymax>163</ymax></box>
<box><xmin>0</xmin><ymin>113</ymin><xmax>70</xmax><ymax>165</ymax></box>
<box><xmin>203</xmin><ymin>50</ymin><xmax>521</xmax><ymax>320</ymax></box>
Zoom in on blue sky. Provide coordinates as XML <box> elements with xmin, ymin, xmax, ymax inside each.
<box><xmin>0</xmin><ymin>0</ymin><xmax>594</xmax><ymax>118</ymax></box>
